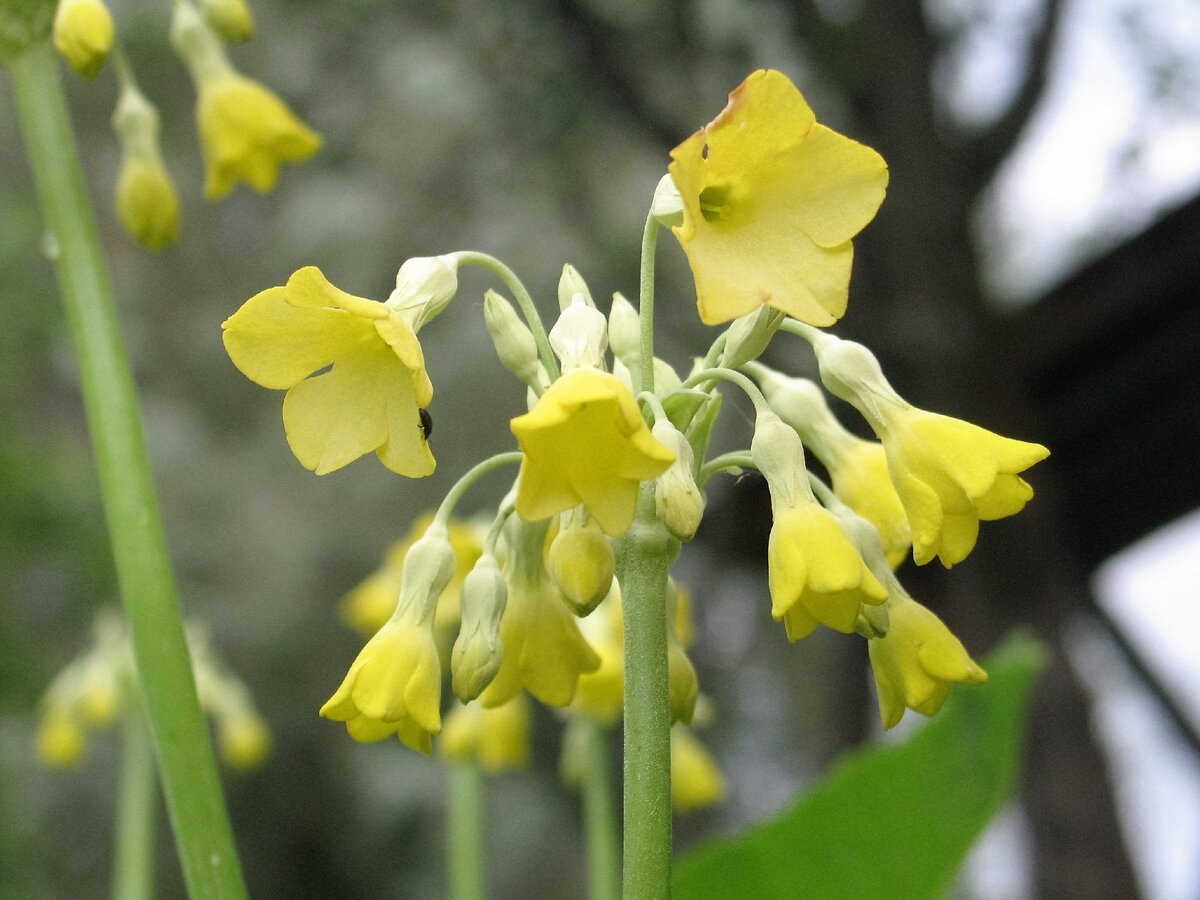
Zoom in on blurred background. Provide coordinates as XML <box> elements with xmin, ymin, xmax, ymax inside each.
<box><xmin>2</xmin><ymin>0</ymin><xmax>1199</xmax><ymax>897</ymax></box>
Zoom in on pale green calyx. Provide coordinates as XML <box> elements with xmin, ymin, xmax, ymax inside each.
<box><xmin>558</xmin><ymin>264</ymin><xmax>595</xmax><ymax>310</ymax></box>
<box><xmin>394</xmin><ymin>522</ymin><xmax>458</xmax><ymax>624</ymax></box>
<box><xmin>607</xmin><ymin>292</ymin><xmax>640</xmax><ymax>367</ymax></box>
<box><xmin>750</xmin><ymin>409</ymin><xmax>813</xmax><ymax>510</ymax></box>
<box><xmin>650</xmin><ymin>173</ymin><xmax>683</xmax><ymax>228</ymax></box>
<box><xmin>386</xmin><ymin>255</ymin><xmax>459</xmax><ymax>331</ymax></box>
<box><xmin>549</xmin><ymin>294</ymin><xmax>608</xmax><ymax>371</ymax></box>
<box><xmin>484</xmin><ymin>289</ymin><xmax>542</xmax><ymax>387</ymax></box>
<box><xmin>450</xmin><ymin>551</ymin><xmax>508</xmax><ymax>702</ymax></box>
<box><xmin>805</xmin><ymin>330</ymin><xmax>907</xmax><ymax>429</ymax></box>
<box><xmin>652</xmin><ymin>419</ymin><xmax>705</xmax><ymax>541</ymax></box>
<box><xmin>720</xmin><ymin>307</ymin><xmax>785</xmax><ymax>369</ymax></box>
<box><xmin>169</xmin><ymin>0</ymin><xmax>234</xmax><ymax>82</ymax></box>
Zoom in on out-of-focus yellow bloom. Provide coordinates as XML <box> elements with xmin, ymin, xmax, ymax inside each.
<box><xmin>868</xmin><ymin>595</ymin><xmax>987</xmax><ymax>729</ymax></box>
<box><xmin>222</xmin><ymin>266</ymin><xmax>435</xmax><ymax>477</ymax></box>
<box><xmin>319</xmin><ymin>615</ymin><xmax>443</xmax><ymax>753</ymax></box>
<box><xmin>668</xmin><ymin>69</ymin><xmax>887</xmax><ymax>326</ymax></box>
<box><xmin>671</xmin><ymin>725</ymin><xmax>726</xmax><ymax>813</ymax></box>
<box><xmin>36</xmin><ymin>713</ymin><xmax>87</xmax><ymax>768</ymax></box>
<box><xmin>573</xmin><ymin>588</ymin><xmax>624</xmax><ymax>725</ymax></box>
<box><xmin>217</xmin><ymin>710</ymin><xmax>271</xmax><ymax>771</ymax></box>
<box><xmin>441</xmin><ymin>695</ymin><xmax>531</xmax><ymax>772</ymax></box>
<box><xmin>79</xmin><ymin>658</ymin><xmax>120</xmax><ymax>726</ymax></box>
<box><xmin>511</xmin><ymin>368</ymin><xmax>674</xmax><ymax>536</ymax></box>
<box><xmin>116</xmin><ymin>157</ymin><xmax>181</xmax><ymax>250</ymax></box>
<box><xmin>665</xmin><ymin>580</ymin><xmax>698</xmax><ymax>724</ymax></box>
<box><xmin>341</xmin><ymin>514</ymin><xmax>483</xmax><ymax>636</ymax></box>
<box><xmin>199</xmin><ymin>0</ymin><xmax>253</xmax><ymax>43</ymax></box>
<box><xmin>54</xmin><ymin>0</ymin><xmax>113</xmax><ymax>79</ymax></box>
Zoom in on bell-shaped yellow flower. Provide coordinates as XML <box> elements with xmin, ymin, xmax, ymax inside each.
<box><xmin>511</xmin><ymin>368</ymin><xmax>675</xmax><ymax>536</ymax></box>
<box><xmin>867</xmin><ymin>595</ymin><xmax>987</xmax><ymax>729</ymax></box>
<box><xmin>116</xmin><ymin>156</ymin><xmax>181</xmax><ymax>250</ymax></box>
<box><xmin>671</xmin><ymin>725</ymin><xmax>726</xmax><ymax>813</ymax></box>
<box><xmin>319</xmin><ymin>614</ymin><xmax>443</xmax><ymax>753</ymax></box>
<box><xmin>222</xmin><ymin>266</ymin><xmax>435</xmax><ymax>477</ymax></box>
<box><xmin>880</xmin><ymin>410</ymin><xmax>1049</xmax><ymax>567</ymax></box>
<box><xmin>35</xmin><ymin>712</ymin><xmax>87</xmax><ymax>768</ymax></box>
<box><xmin>826</xmin><ymin>440</ymin><xmax>910</xmax><ymax>568</ymax></box>
<box><xmin>573</xmin><ymin>588</ymin><xmax>624</xmax><ymax>725</ymax></box>
<box><xmin>54</xmin><ymin>0</ymin><xmax>114</xmax><ymax>79</ymax></box>
<box><xmin>669</xmin><ymin>69</ymin><xmax>887</xmax><ymax>326</ymax></box>
<box><xmin>217</xmin><ymin>709</ymin><xmax>271</xmax><ymax>771</ymax></box>
<box><xmin>441</xmin><ymin>695</ymin><xmax>531</xmax><ymax>772</ymax></box>
<box><xmin>479</xmin><ymin>533</ymin><xmax>600</xmax><ymax>709</ymax></box>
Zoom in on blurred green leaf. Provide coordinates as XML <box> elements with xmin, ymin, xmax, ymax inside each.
<box><xmin>673</xmin><ymin>632</ymin><xmax>1047</xmax><ymax>900</ymax></box>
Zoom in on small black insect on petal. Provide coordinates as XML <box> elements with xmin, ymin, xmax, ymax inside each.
<box><xmin>418</xmin><ymin>407</ymin><xmax>433</xmax><ymax>441</ymax></box>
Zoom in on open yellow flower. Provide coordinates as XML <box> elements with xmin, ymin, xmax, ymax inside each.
<box><xmin>669</xmin><ymin>69</ymin><xmax>887</xmax><ymax>326</ymax></box>
<box><xmin>222</xmin><ymin>266</ymin><xmax>435</xmax><ymax>477</ymax></box>
<box><xmin>441</xmin><ymin>695</ymin><xmax>531</xmax><ymax>772</ymax></box>
<box><xmin>319</xmin><ymin>615</ymin><xmax>442</xmax><ymax>753</ymax></box>
<box><xmin>867</xmin><ymin>595</ymin><xmax>987</xmax><ymax>729</ymax></box>
<box><xmin>54</xmin><ymin>0</ymin><xmax>114</xmax><ymax>79</ymax></box>
<box><xmin>879</xmin><ymin>410</ymin><xmax>1049</xmax><ymax>567</ymax></box>
<box><xmin>511</xmin><ymin>368</ymin><xmax>674</xmax><ymax>536</ymax></box>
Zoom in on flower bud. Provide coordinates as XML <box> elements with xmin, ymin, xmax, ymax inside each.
<box><xmin>111</xmin><ymin>83</ymin><xmax>181</xmax><ymax>250</ymax></box>
<box><xmin>396</xmin><ymin>521</ymin><xmax>458</xmax><ymax>624</ymax></box>
<box><xmin>750</xmin><ymin>409</ymin><xmax>812</xmax><ymax>509</ymax></box>
<box><xmin>387</xmin><ymin>256</ymin><xmax>459</xmax><ymax>331</ymax></box>
<box><xmin>652</xmin><ymin>420</ymin><xmax>704</xmax><ymax>541</ymax></box>
<box><xmin>558</xmin><ymin>263</ymin><xmax>595</xmax><ymax>310</ymax></box>
<box><xmin>36</xmin><ymin>713</ymin><xmax>87</xmax><ymax>768</ymax></box>
<box><xmin>651</xmin><ymin>173</ymin><xmax>684</xmax><ymax>228</ymax></box>
<box><xmin>720</xmin><ymin>307</ymin><xmax>784</xmax><ymax>369</ymax></box>
<box><xmin>484</xmin><ymin>290</ymin><xmax>541</xmax><ymax>386</ymax></box>
<box><xmin>805</xmin><ymin>330</ymin><xmax>906</xmax><ymax>428</ymax></box>
<box><xmin>549</xmin><ymin>295</ymin><xmax>608</xmax><ymax>371</ymax></box>
<box><xmin>54</xmin><ymin>0</ymin><xmax>113</xmax><ymax>79</ymax></box>
<box><xmin>607</xmin><ymin>292</ymin><xmax>640</xmax><ymax>367</ymax></box>
<box><xmin>548</xmin><ymin>516</ymin><xmax>615</xmax><ymax>616</ymax></box>
<box><xmin>199</xmin><ymin>0</ymin><xmax>254</xmax><ymax>43</ymax></box>
<box><xmin>217</xmin><ymin>709</ymin><xmax>271</xmax><ymax>770</ymax></box>
<box><xmin>451</xmin><ymin>552</ymin><xmax>508</xmax><ymax>702</ymax></box>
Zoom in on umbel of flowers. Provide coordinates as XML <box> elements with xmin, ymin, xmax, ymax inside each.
<box><xmin>222</xmin><ymin>69</ymin><xmax>1047</xmax><ymax>894</ymax></box>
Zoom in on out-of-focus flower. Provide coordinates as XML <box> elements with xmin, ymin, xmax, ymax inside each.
<box><xmin>112</xmin><ymin>82</ymin><xmax>181</xmax><ymax>250</ymax></box>
<box><xmin>668</xmin><ymin>69</ymin><xmax>887</xmax><ymax>326</ymax></box>
<box><xmin>441</xmin><ymin>694</ymin><xmax>531</xmax><ymax>772</ymax></box>
<box><xmin>36</xmin><ymin>713</ymin><xmax>87</xmax><ymax>768</ymax></box>
<box><xmin>671</xmin><ymin>725</ymin><xmax>726</xmax><ymax>812</ymax></box>
<box><xmin>198</xmin><ymin>0</ymin><xmax>253</xmax><ymax>43</ymax></box>
<box><xmin>511</xmin><ymin>368</ymin><xmax>674</xmax><ymax>536</ymax></box>
<box><xmin>217</xmin><ymin>709</ymin><xmax>271</xmax><ymax>771</ymax></box>
<box><xmin>53</xmin><ymin>0</ymin><xmax>113</xmax><ymax>79</ymax></box>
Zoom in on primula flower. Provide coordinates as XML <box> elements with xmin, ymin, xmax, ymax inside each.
<box><xmin>825</xmin><ymin>441</ymin><xmax>910</xmax><ymax>569</ymax></box>
<box><xmin>441</xmin><ymin>695</ymin><xmax>531</xmax><ymax>772</ymax></box>
<box><xmin>319</xmin><ymin>615</ymin><xmax>443</xmax><ymax>753</ymax></box>
<box><xmin>116</xmin><ymin>157</ymin><xmax>181</xmax><ymax>250</ymax></box>
<box><xmin>222</xmin><ymin>266</ymin><xmax>436</xmax><ymax>477</ymax></box>
<box><xmin>572</xmin><ymin>589</ymin><xmax>624</xmax><ymax>725</ymax></box>
<box><xmin>216</xmin><ymin>710</ymin><xmax>271</xmax><ymax>771</ymax></box>
<box><xmin>510</xmin><ymin>368</ymin><xmax>675</xmax><ymax>536</ymax></box>
<box><xmin>199</xmin><ymin>0</ymin><xmax>254</xmax><ymax>44</ymax></box>
<box><xmin>868</xmin><ymin>595</ymin><xmax>987</xmax><ymax>729</ymax></box>
<box><xmin>671</xmin><ymin>725</ymin><xmax>727</xmax><ymax>813</ymax></box>
<box><xmin>36</xmin><ymin>713</ymin><xmax>87</xmax><ymax>768</ymax></box>
<box><xmin>668</xmin><ymin>69</ymin><xmax>887</xmax><ymax>326</ymax></box>
<box><xmin>54</xmin><ymin>0</ymin><xmax>114</xmax><ymax>79</ymax></box>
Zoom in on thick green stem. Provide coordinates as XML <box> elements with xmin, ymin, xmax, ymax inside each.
<box><xmin>638</xmin><ymin>214</ymin><xmax>660</xmax><ymax>395</ymax></box>
<box><xmin>620</xmin><ymin>485</ymin><xmax>675</xmax><ymax>899</ymax></box>
<box><xmin>580</xmin><ymin>719</ymin><xmax>620</xmax><ymax>900</ymax></box>
<box><xmin>446</xmin><ymin>761</ymin><xmax>486</xmax><ymax>900</ymax></box>
<box><xmin>113</xmin><ymin>706</ymin><xmax>158</xmax><ymax>900</ymax></box>
<box><xmin>9</xmin><ymin>44</ymin><xmax>248</xmax><ymax>900</ymax></box>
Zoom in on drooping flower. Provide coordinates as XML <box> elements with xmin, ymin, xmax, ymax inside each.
<box><xmin>668</xmin><ymin>69</ymin><xmax>887</xmax><ymax>326</ymax></box>
<box><xmin>867</xmin><ymin>594</ymin><xmax>987</xmax><ymax>729</ymax></box>
<box><xmin>36</xmin><ymin>713</ymin><xmax>87</xmax><ymax>768</ymax></box>
<box><xmin>198</xmin><ymin>0</ymin><xmax>254</xmax><ymax>43</ymax></box>
<box><xmin>216</xmin><ymin>709</ymin><xmax>271</xmax><ymax>771</ymax></box>
<box><xmin>53</xmin><ymin>0</ymin><xmax>113</xmax><ymax>79</ymax></box>
<box><xmin>806</xmin><ymin>330</ymin><xmax>1049</xmax><ymax>567</ymax></box>
<box><xmin>171</xmin><ymin>1</ymin><xmax>319</xmax><ymax>199</ymax></box>
<box><xmin>510</xmin><ymin>368</ymin><xmax>675</xmax><ymax>536</ymax></box>
<box><xmin>112</xmin><ymin>82</ymin><xmax>181</xmax><ymax>251</ymax></box>
<box><xmin>547</xmin><ymin>512</ymin><xmax>615</xmax><ymax>616</ymax></box>
<box><xmin>222</xmin><ymin>266</ymin><xmax>437</xmax><ymax>477</ymax></box>
<box><xmin>441</xmin><ymin>694</ymin><xmax>532</xmax><ymax>772</ymax></box>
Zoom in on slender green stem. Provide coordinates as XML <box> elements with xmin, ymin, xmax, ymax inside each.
<box><xmin>434</xmin><ymin>451</ymin><xmax>523</xmax><ymax>525</ymax></box>
<box><xmin>638</xmin><ymin>214</ymin><xmax>660</xmax><ymax>395</ymax></box>
<box><xmin>636</xmin><ymin>391</ymin><xmax>668</xmax><ymax>426</ymax></box>
<box><xmin>620</xmin><ymin>485</ymin><xmax>676</xmax><ymax>899</ymax></box>
<box><xmin>113</xmin><ymin>705</ymin><xmax>158</xmax><ymax>900</ymax></box>
<box><xmin>446</xmin><ymin>761</ymin><xmax>486</xmax><ymax>900</ymax></box>
<box><xmin>697</xmin><ymin>452</ymin><xmax>757</xmax><ymax>488</ymax></box>
<box><xmin>681</xmin><ymin>367</ymin><xmax>770</xmax><ymax>414</ymax></box>
<box><xmin>580</xmin><ymin>719</ymin><xmax>620</xmax><ymax>900</ymax></box>
<box><xmin>9</xmin><ymin>44</ymin><xmax>248</xmax><ymax>900</ymax></box>
<box><xmin>452</xmin><ymin>251</ymin><xmax>561</xmax><ymax>382</ymax></box>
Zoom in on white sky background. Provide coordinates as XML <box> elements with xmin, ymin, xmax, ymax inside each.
<box><xmin>931</xmin><ymin>1</ymin><xmax>1200</xmax><ymax>897</ymax></box>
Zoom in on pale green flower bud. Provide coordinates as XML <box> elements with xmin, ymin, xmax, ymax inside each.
<box><xmin>558</xmin><ymin>264</ymin><xmax>595</xmax><ymax>310</ymax></box>
<box><xmin>484</xmin><ymin>289</ymin><xmax>541</xmax><ymax>387</ymax></box>
<box><xmin>170</xmin><ymin>0</ymin><xmax>233</xmax><ymax>82</ymax></box>
<box><xmin>652</xmin><ymin>420</ymin><xmax>704</xmax><ymax>541</ymax></box>
<box><xmin>750</xmin><ymin>409</ymin><xmax>812</xmax><ymax>510</ymax></box>
<box><xmin>451</xmin><ymin>552</ymin><xmax>508</xmax><ymax>702</ymax></box>
<box><xmin>720</xmin><ymin>307</ymin><xmax>784</xmax><ymax>369</ymax></box>
<box><xmin>198</xmin><ymin>0</ymin><xmax>254</xmax><ymax>43</ymax></box>
<box><xmin>607</xmin><ymin>292</ymin><xmax>640</xmax><ymax>367</ymax></box>
<box><xmin>548</xmin><ymin>516</ymin><xmax>614</xmax><ymax>616</ymax></box>
<box><xmin>651</xmin><ymin>173</ymin><xmax>683</xmax><ymax>228</ymax></box>
<box><xmin>395</xmin><ymin>521</ymin><xmax>458</xmax><ymax>624</ymax></box>
<box><xmin>549</xmin><ymin>295</ymin><xmax>608</xmax><ymax>371</ymax></box>
<box><xmin>112</xmin><ymin>83</ymin><xmax>180</xmax><ymax>251</ymax></box>
<box><xmin>387</xmin><ymin>255</ymin><xmax>459</xmax><ymax>331</ymax></box>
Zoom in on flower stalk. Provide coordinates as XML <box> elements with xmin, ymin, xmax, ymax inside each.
<box><xmin>446</xmin><ymin>760</ymin><xmax>486</xmax><ymax>900</ymax></box>
<box><xmin>580</xmin><ymin>718</ymin><xmax>620</xmax><ymax>900</ymax></box>
<box><xmin>9</xmin><ymin>42</ymin><xmax>247</xmax><ymax>900</ymax></box>
<box><xmin>113</xmin><ymin>703</ymin><xmax>157</xmax><ymax>900</ymax></box>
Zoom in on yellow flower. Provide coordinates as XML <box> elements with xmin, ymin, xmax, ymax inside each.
<box><xmin>197</xmin><ymin>73</ymin><xmax>321</xmax><ymax>199</ymax></box>
<box><xmin>116</xmin><ymin>156</ymin><xmax>181</xmax><ymax>250</ymax></box>
<box><xmin>222</xmin><ymin>266</ymin><xmax>435</xmax><ymax>477</ymax></box>
<box><xmin>868</xmin><ymin>595</ymin><xmax>987</xmax><ymax>729</ymax></box>
<box><xmin>54</xmin><ymin>0</ymin><xmax>113</xmax><ymax>79</ymax></box>
<box><xmin>217</xmin><ymin>710</ymin><xmax>271</xmax><ymax>771</ymax></box>
<box><xmin>319</xmin><ymin>615</ymin><xmax>443</xmax><ymax>753</ymax></box>
<box><xmin>573</xmin><ymin>589</ymin><xmax>624</xmax><ymax>725</ymax></box>
<box><xmin>441</xmin><ymin>695</ymin><xmax>531</xmax><ymax>772</ymax></box>
<box><xmin>878</xmin><ymin>410</ymin><xmax>1050</xmax><ymax>568</ymax></box>
<box><xmin>826</xmin><ymin>440</ymin><xmax>910</xmax><ymax>568</ymax></box>
<box><xmin>671</xmin><ymin>725</ymin><xmax>726</xmax><ymax>813</ymax></box>
<box><xmin>35</xmin><ymin>713</ymin><xmax>87</xmax><ymax>768</ymax></box>
<box><xmin>510</xmin><ymin>368</ymin><xmax>675</xmax><ymax>536</ymax></box>
<box><xmin>668</xmin><ymin>69</ymin><xmax>887</xmax><ymax>326</ymax></box>
<box><xmin>479</xmin><ymin>533</ymin><xmax>600</xmax><ymax>709</ymax></box>
<box><xmin>547</xmin><ymin>514</ymin><xmax>615</xmax><ymax>616</ymax></box>
<box><xmin>199</xmin><ymin>0</ymin><xmax>254</xmax><ymax>43</ymax></box>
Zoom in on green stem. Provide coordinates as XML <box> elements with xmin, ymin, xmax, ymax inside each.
<box><xmin>580</xmin><ymin>719</ymin><xmax>620</xmax><ymax>900</ymax></box>
<box><xmin>638</xmin><ymin>214</ymin><xmax>660</xmax><ymax>395</ymax></box>
<box><xmin>434</xmin><ymin>451</ymin><xmax>523</xmax><ymax>526</ymax></box>
<box><xmin>9</xmin><ymin>44</ymin><xmax>248</xmax><ymax>900</ymax></box>
<box><xmin>446</xmin><ymin>761</ymin><xmax>486</xmax><ymax>900</ymax></box>
<box><xmin>113</xmin><ymin>706</ymin><xmax>158</xmax><ymax>900</ymax></box>
<box><xmin>697</xmin><ymin>452</ymin><xmax>757</xmax><ymax>488</ymax></box>
<box><xmin>620</xmin><ymin>485</ymin><xmax>676</xmax><ymax>899</ymax></box>
<box><xmin>452</xmin><ymin>252</ymin><xmax>561</xmax><ymax>383</ymax></box>
<box><xmin>681</xmin><ymin>367</ymin><xmax>770</xmax><ymax>414</ymax></box>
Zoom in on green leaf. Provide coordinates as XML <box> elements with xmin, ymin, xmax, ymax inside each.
<box><xmin>673</xmin><ymin>632</ymin><xmax>1047</xmax><ymax>900</ymax></box>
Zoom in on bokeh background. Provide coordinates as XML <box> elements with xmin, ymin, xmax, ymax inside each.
<box><xmin>2</xmin><ymin>0</ymin><xmax>1199</xmax><ymax>897</ymax></box>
